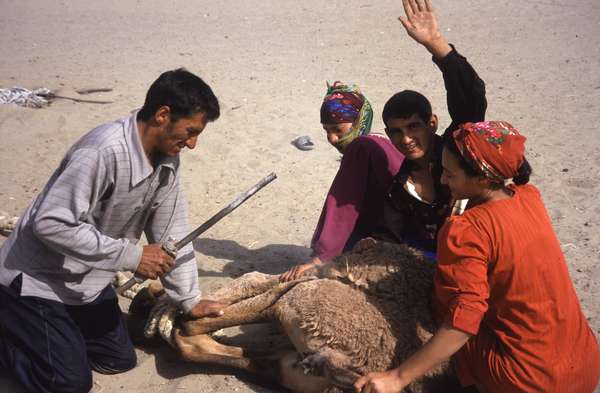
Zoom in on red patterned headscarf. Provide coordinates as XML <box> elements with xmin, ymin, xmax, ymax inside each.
<box><xmin>452</xmin><ymin>121</ymin><xmax>526</xmax><ymax>182</ymax></box>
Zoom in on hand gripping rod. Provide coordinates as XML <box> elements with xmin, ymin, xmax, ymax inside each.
<box><xmin>116</xmin><ymin>172</ymin><xmax>277</xmax><ymax>295</ymax></box>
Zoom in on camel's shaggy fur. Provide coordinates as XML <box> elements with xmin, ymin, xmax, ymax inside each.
<box><xmin>129</xmin><ymin>242</ymin><xmax>461</xmax><ymax>393</ymax></box>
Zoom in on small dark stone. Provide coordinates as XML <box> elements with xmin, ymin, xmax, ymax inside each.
<box><xmin>562</xmin><ymin>168</ymin><xmax>569</xmax><ymax>172</ymax></box>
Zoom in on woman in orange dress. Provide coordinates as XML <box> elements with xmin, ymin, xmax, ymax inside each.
<box><xmin>355</xmin><ymin>121</ymin><xmax>600</xmax><ymax>393</ymax></box>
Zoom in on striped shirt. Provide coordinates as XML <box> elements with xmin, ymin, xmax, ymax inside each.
<box><xmin>0</xmin><ymin>112</ymin><xmax>201</xmax><ymax>312</ymax></box>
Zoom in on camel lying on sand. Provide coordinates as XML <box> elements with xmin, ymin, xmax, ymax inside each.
<box><xmin>129</xmin><ymin>242</ymin><xmax>462</xmax><ymax>393</ymax></box>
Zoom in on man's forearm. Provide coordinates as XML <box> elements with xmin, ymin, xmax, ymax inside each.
<box><xmin>160</xmin><ymin>247</ymin><xmax>202</xmax><ymax>313</ymax></box>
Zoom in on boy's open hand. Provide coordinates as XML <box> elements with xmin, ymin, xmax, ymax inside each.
<box><xmin>398</xmin><ymin>0</ymin><xmax>451</xmax><ymax>59</ymax></box>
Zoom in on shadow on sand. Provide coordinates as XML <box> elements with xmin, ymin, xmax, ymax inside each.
<box><xmin>193</xmin><ymin>237</ymin><xmax>312</xmax><ymax>278</ymax></box>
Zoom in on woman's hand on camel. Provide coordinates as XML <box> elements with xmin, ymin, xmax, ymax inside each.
<box><xmin>398</xmin><ymin>0</ymin><xmax>451</xmax><ymax>59</ymax></box>
<box><xmin>280</xmin><ymin>257</ymin><xmax>321</xmax><ymax>282</ymax></box>
<box><xmin>280</xmin><ymin>261</ymin><xmax>316</xmax><ymax>282</ymax></box>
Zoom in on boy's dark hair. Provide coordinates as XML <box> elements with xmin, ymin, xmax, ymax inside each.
<box><xmin>444</xmin><ymin>136</ymin><xmax>532</xmax><ymax>185</ymax></box>
<box><xmin>137</xmin><ymin>68</ymin><xmax>220</xmax><ymax>123</ymax></box>
<box><xmin>382</xmin><ymin>90</ymin><xmax>432</xmax><ymax>126</ymax></box>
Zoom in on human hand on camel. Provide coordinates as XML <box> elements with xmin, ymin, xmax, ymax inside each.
<box><xmin>281</xmin><ymin>237</ymin><xmax>382</xmax><ymax>282</ymax></box>
<box><xmin>280</xmin><ymin>257</ymin><xmax>321</xmax><ymax>282</ymax></box>
<box><xmin>354</xmin><ymin>369</ymin><xmax>408</xmax><ymax>393</ymax></box>
<box><xmin>398</xmin><ymin>0</ymin><xmax>451</xmax><ymax>59</ymax></box>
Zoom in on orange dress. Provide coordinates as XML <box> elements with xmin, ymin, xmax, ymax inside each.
<box><xmin>434</xmin><ymin>184</ymin><xmax>600</xmax><ymax>393</ymax></box>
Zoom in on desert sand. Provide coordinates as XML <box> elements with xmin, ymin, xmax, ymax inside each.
<box><xmin>1</xmin><ymin>0</ymin><xmax>599</xmax><ymax>392</ymax></box>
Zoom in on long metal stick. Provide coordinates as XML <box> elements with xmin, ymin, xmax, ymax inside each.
<box><xmin>174</xmin><ymin>172</ymin><xmax>276</xmax><ymax>249</ymax></box>
<box><xmin>116</xmin><ymin>172</ymin><xmax>277</xmax><ymax>295</ymax></box>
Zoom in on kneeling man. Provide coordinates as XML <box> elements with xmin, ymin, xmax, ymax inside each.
<box><xmin>0</xmin><ymin>69</ymin><xmax>225</xmax><ymax>393</ymax></box>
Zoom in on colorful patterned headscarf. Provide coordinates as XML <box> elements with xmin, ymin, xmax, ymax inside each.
<box><xmin>320</xmin><ymin>81</ymin><xmax>373</xmax><ymax>152</ymax></box>
<box><xmin>453</xmin><ymin>121</ymin><xmax>526</xmax><ymax>182</ymax></box>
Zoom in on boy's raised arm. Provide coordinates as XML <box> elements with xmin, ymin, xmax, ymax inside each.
<box><xmin>400</xmin><ymin>0</ymin><xmax>487</xmax><ymax>133</ymax></box>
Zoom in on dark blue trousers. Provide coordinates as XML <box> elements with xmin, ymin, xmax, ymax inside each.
<box><xmin>0</xmin><ymin>276</ymin><xmax>137</xmax><ymax>393</ymax></box>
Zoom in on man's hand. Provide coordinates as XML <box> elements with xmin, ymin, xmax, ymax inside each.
<box><xmin>280</xmin><ymin>260</ymin><xmax>319</xmax><ymax>282</ymax></box>
<box><xmin>354</xmin><ymin>370</ymin><xmax>408</xmax><ymax>393</ymax></box>
<box><xmin>189</xmin><ymin>299</ymin><xmax>228</xmax><ymax>319</ymax></box>
<box><xmin>398</xmin><ymin>0</ymin><xmax>451</xmax><ymax>59</ymax></box>
<box><xmin>136</xmin><ymin>244</ymin><xmax>175</xmax><ymax>280</ymax></box>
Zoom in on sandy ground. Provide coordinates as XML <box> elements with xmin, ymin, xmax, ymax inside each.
<box><xmin>0</xmin><ymin>0</ymin><xmax>599</xmax><ymax>392</ymax></box>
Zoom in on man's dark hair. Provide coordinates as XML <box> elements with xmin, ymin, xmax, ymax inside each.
<box><xmin>382</xmin><ymin>90</ymin><xmax>432</xmax><ymax>126</ymax></box>
<box><xmin>137</xmin><ymin>68</ymin><xmax>220</xmax><ymax>123</ymax></box>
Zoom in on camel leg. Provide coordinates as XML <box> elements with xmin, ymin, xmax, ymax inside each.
<box><xmin>300</xmin><ymin>348</ymin><xmax>362</xmax><ymax>390</ymax></box>
<box><xmin>175</xmin><ymin>330</ymin><xmax>296</xmax><ymax>372</ymax></box>
<box><xmin>277</xmin><ymin>351</ymin><xmax>331</xmax><ymax>393</ymax></box>
<box><xmin>129</xmin><ymin>272</ymin><xmax>282</xmax><ymax>332</ymax></box>
<box><xmin>205</xmin><ymin>271</ymin><xmax>280</xmax><ymax>304</ymax></box>
<box><xmin>130</xmin><ymin>272</ymin><xmax>280</xmax><ymax>318</ymax></box>
<box><xmin>174</xmin><ymin>330</ymin><xmax>259</xmax><ymax>371</ymax></box>
<box><xmin>175</xmin><ymin>331</ymin><xmax>329</xmax><ymax>393</ymax></box>
<box><xmin>184</xmin><ymin>279</ymin><xmax>310</xmax><ymax>336</ymax></box>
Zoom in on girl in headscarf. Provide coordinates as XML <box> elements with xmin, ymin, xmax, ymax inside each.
<box><xmin>280</xmin><ymin>82</ymin><xmax>404</xmax><ymax>281</ymax></box>
<box><xmin>355</xmin><ymin>121</ymin><xmax>600</xmax><ymax>393</ymax></box>
<box><xmin>319</xmin><ymin>82</ymin><xmax>374</xmax><ymax>153</ymax></box>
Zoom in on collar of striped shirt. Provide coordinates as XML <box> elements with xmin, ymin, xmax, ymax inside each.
<box><xmin>124</xmin><ymin>111</ymin><xmax>179</xmax><ymax>187</ymax></box>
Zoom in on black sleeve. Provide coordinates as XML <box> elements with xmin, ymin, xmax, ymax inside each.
<box><xmin>433</xmin><ymin>45</ymin><xmax>487</xmax><ymax>138</ymax></box>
